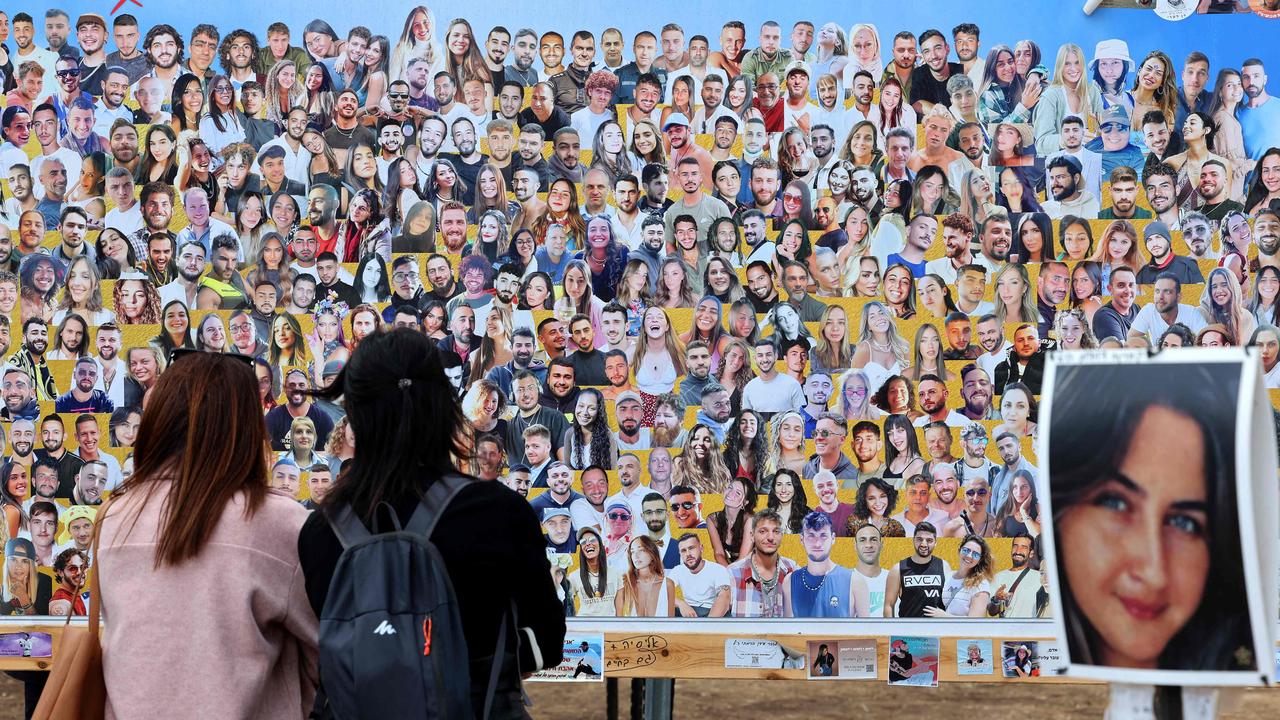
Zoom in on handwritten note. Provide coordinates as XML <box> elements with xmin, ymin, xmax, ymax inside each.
<box><xmin>604</xmin><ymin>635</ymin><xmax>668</xmax><ymax>672</ymax></box>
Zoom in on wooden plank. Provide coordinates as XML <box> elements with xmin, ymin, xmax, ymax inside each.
<box><xmin>597</xmin><ymin>632</ymin><xmax>1096</xmax><ymax>683</ymax></box>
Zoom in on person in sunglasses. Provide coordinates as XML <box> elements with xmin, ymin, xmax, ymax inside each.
<box><xmin>50</xmin><ymin>56</ymin><xmax>92</xmax><ymax>138</ymax></box>
<box><xmin>941</xmin><ymin>474</ymin><xmax>997</xmax><ymax>538</ymax></box>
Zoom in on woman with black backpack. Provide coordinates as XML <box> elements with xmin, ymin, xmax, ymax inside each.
<box><xmin>299</xmin><ymin>328</ymin><xmax>565</xmax><ymax>719</ymax></box>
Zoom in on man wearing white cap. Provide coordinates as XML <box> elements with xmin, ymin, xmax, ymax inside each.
<box><xmin>782</xmin><ymin>63</ymin><xmax>814</xmax><ymax>134</ymax></box>
<box><xmin>663</xmin><ymin>113</ymin><xmax>714</xmax><ymax>189</ymax></box>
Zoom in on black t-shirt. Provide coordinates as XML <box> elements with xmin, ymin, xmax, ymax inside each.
<box><xmin>439</xmin><ymin>152</ymin><xmax>487</xmax><ymax>206</ymax></box>
<box><xmin>888</xmin><ymin>650</ymin><xmax>914</xmax><ymax>683</ymax></box>
<box><xmin>297</xmin><ymin>476</ymin><xmax>566</xmax><ymax>702</ymax></box>
<box><xmin>909</xmin><ymin>63</ymin><xmax>964</xmax><ymax>108</ymax></box>
<box><xmin>265</xmin><ymin>404</ymin><xmax>336</xmax><ymax>451</ymax></box>
<box><xmin>517</xmin><ymin>107</ymin><xmax>570</xmax><ymax>138</ymax></box>
<box><xmin>37</xmin><ymin>449</ymin><xmax>84</xmax><ymax>499</ymax></box>
<box><xmin>323</xmin><ymin>124</ymin><xmax>377</xmax><ymax>156</ymax></box>
<box><xmin>568</xmin><ymin>349</ymin><xmax>608</xmax><ymax>386</ymax></box>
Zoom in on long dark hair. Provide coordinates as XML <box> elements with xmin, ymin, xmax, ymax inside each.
<box><xmin>852</xmin><ymin>476</ymin><xmax>898</xmax><ymax>521</ymax></box>
<box><xmin>118</xmin><ymin>352</ymin><xmax>269</xmax><ymax>567</ymax></box>
<box><xmin>312</xmin><ymin>328</ymin><xmax>470</xmax><ymax>522</ymax></box>
<box><xmin>1049</xmin><ymin>362</ymin><xmax>1252</xmax><ymax>671</ymax></box>
<box><xmin>576</xmin><ymin>526</ymin><xmax>608</xmax><ymax>598</ymax></box>
<box><xmin>571</xmin><ymin>388</ymin><xmax>613</xmax><ymax>469</ymax></box>
<box><xmin>1243</xmin><ymin>147</ymin><xmax>1280</xmax><ymax>214</ymax></box>
<box><xmin>722</xmin><ymin>409</ymin><xmax>767</xmax><ymax>484</ymax></box>
<box><xmin>711</xmin><ymin>476</ymin><xmax>757</xmax><ymax>562</ymax></box>
<box><xmin>765</xmin><ymin>468</ymin><xmax>811</xmax><ymax>534</ymax></box>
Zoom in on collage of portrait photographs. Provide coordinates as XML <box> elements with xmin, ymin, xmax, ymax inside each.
<box><xmin>0</xmin><ymin>4</ymin><xmax>1277</xmax><ymax>629</ymax></box>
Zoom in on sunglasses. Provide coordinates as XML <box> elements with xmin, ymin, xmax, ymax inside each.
<box><xmin>168</xmin><ymin>348</ymin><xmax>255</xmax><ymax>367</ymax></box>
<box><xmin>964</xmin><ymin>488</ymin><xmax>989</xmax><ymax>497</ymax></box>
<box><xmin>959</xmin><ymin>548</ymin><xmax>982</xmax><ymax>559</ymax></box>
<box><xmin>814</xmin><ymin>429</ymin><xmax>846</xmax><ymax>439</ymax></box>
<box><xmin>670</xmin><ymin>501</ymin><xmax>696</xmax><ymax>511</ymax></box>
<box><xmin>388</xmin><ymin>92</ymin><xmax>409</xmax><ymax>99</ymax></box>
<box><xmin>57</xmin><ymin>68</ymin><xmax>82</xmax><ymax>78</ymax></box>
<box><xmin>606</xmin><ymin>512</ymin><xmax>631</xmax><ymax>521</ymax></box>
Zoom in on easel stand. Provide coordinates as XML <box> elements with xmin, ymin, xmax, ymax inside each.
<box><xmin>604</xmin><ymin>678</ymin><xmax>675</xmax><ymax>720</ymax></box>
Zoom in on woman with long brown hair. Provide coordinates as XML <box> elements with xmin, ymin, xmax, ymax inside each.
<box><xmin>96</xmin><ymin>351</ymin><xmax>319</xmax><ymax>716</ymax></box>
<box><xmin>613</xmin><ymin>535</ymin><xmax>677</xmax><ymax>617</ymax></box>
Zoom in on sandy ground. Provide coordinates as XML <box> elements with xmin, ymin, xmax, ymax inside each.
<box><xmin>522</xmin><ymin>680</ymin><xmax>1280</xmax><ymax>719</ymax></box>
<box><xmin>1</xmin><ymin>674</ymin><xmax>1277</xmax><ymax>718</ymax></box>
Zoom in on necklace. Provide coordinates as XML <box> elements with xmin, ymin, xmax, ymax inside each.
<box><xmin>751</xmin><ymin>555</ymin><xmax>778</xmax><ymax>590</ymax></box>
<box><xmin>332</xmin><ymin>124</ymin><xmax>356</xmax><ymax>139</ymax></box>
<box><xmin>799</xmin><ymin>567</ymin><xmax>827</xmax><ymax>592</ymax></box>
<box><xmin>870</xmin><ymin>338</ymin><xmax>893</xmax><ymax>353</ymax></box>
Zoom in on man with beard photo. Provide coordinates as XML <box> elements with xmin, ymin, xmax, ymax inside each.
<box><xmin>6</xmin><ymin>420</ymin><xmax>36</xmax><ymax>468</ymax></box>
<box><xmin>671</xmin><ymin>533</ymin><xmax>731</xmax><ymax>618</ymax></box>
<box><xmin>505</xmin><ymin>370</ymin><xmax>569</xmax><ymax>466</ymax></box>
<box><xmin>8</xmin><ymin>317</ymin><xmax>56</xmax><ymax>401</ymax></box>
<box><xmin>942</xmin><ymin>474</ymin><xmax>998</xmax><ymax>535</ymax></box>
<box><xmin>1042</xmin><ymin>155</ymin><xmax>1100</xmax><ymax>220</ymax></box>
<box><xmin>264</xmin><ymin>369</ymin><xmax>335</xmax><ymax>451</ymax></box>
<box><xmin>1</xmin><ymin>369</ymin><xmax>40</xmax><ymax>422</ymax></box>
<box><xmin>650</xmin><ymin>394</ymin><xmax>687</xmax><ymax>449</ymax></box>
<box><xmin>883</xmin><ymin>521</ymin><xmax>949</xmax><ymax>616</ymax></box>
<box><xmin>928</xmin><ymin>462</ymin><xmax>964</xmax><ymax>520</ymax></box>
<box><xmin>987</xmin><ymin>533</ymin><xmax>1038</xmax><ymax>618</ymax></box>
<box><xmin>958</xmin><ymin>364</ymin><xmax>998</xmax><ymax>421</ymax></box>
<box><xmin>1254</xmin><ymin>209</ymin><xmax>1280</xmax><ymax>271</ymax></box>
<box><xmin>975</xmin><ymin>210</ymin><xmax>1013</xmax><ymax>270</ymax></box>
<box><xmin>728</xmin><ymin>508</ymin><xmax>796</xmax><ymax>618</ymax></box>
<box><xmin>485</xmin><ymin>326</ymin><xmax>545</xmax><ymax>398</ymax></box>
<box><xmin>135</xmin><ymin>24</ymin><xmax>186</xmax><ymax>98</ymax></box>
<box><xmin>35</xmin><ymin>414</ymin><xmax>82</xmax><ymax>497</ymax></box>
<box><xmin>613</xmin><ymin>391</ymin><xmax>650</xmax><ymax>451</ymax></box>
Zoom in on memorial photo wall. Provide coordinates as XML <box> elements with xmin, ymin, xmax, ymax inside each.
<box><xmin>0</xmin><ymin>1</ymin><xmax>1276</xmax><ymax>624</ymax></box>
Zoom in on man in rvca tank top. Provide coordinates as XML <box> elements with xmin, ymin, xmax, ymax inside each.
<box><xmin>882</xmin><ymin>521</ymin><xmax>950</xmax><ymax>617</ymax></box>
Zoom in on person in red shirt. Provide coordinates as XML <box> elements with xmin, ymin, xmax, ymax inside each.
<box><xmin>752</xmin><ymin>71</ymin><xmax>785</xmax><ymax>133</ymax></box>
<box><xmin>48</xmin><ymin>547</ymin><xmax>89</xmax><ymax>617</ymax></box>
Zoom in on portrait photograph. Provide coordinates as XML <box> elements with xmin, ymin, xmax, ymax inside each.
<box><xmin>1041</xmin><ymin>351</ymin><xmax>1275</xmax><ymax>685</ymax></box>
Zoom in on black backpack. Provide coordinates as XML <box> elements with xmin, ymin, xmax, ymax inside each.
<box><xmin>313</xmin><ymin>474</ymin><xmax>510</xmax><ymax>720</ymax></box>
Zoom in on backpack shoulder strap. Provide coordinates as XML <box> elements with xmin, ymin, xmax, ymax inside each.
<box><xmin>326</xmin><ymin>503</ymin><xmax>373</xmax><ymax>550</ymax></box>
<box><xmin>405</xmin><ymin>473</ymin><xmax>474</xmax><ymax>539</ymax></box>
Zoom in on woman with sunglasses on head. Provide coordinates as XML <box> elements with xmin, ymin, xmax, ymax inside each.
<box><xmin>923</xmin><ymin>534</ymin><xmax>994</xmax><ymax>618</ymax></box>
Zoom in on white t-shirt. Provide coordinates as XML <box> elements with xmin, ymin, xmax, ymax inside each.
<box><xmin>943</xmin><ymin>574</ymin><xmax>992</xmax><ymax>616</ymax></box>
<box><xmin>570</xmin><ymin>107</ymin><xmax>616</xmax><ymax>144</ymax></box>
<box><xmin>668</xmin><ymin>560</ymin><xmax>732</xmax><ymax>609</ymax></box>
<box><xmin>1128</xmin><ymin>303</ymin><xmax>1207</xmax><ymax>341</ymax></box>
<box><xmin>104</xmin><ymin>203</ymin><xmax>144</xmax><ymax>236</ymax></box>
<box><xmin>569</xmin><ymin>497</ymin><xmax>605</xmax><ymax>533</ymax></box>
<box><xmin>913</xmin><ymin>410</ymin><xmax>971</xmax><ymax>428</ymax></box>
<box><xmin>742</xmin><ymin>373</ymin><xmax>805</xmax><ymax>414</ymax></box>
<box><xmin>31</xmin><ymin>150</ymin><xmax>83</xmax><ymax>199</ymax></box>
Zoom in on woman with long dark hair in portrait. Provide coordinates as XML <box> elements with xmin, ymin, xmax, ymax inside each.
<box><xmin>96</xmin><ymin>352</ymin><xmax>319</xmax><ymax>716</ymax></box>
<box><xmin>300</xmin><ymin>329</ymin><xmax>565</xmax><ymax>713</ymax></box>
<box><xmin>1049</xmin><ymin>362</ymin><xmax>1253</xmax><ymax>672</ymax></box>
<box><xmin>766</xmin><ymin>468</ymin><xmax>811</xmax><ymax>534</ymax></box>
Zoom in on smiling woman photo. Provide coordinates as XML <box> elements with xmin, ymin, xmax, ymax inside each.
<box><xmin>1048</xmin><ymin>361</ymin><xmax>1254</xmax><ymax>672</ymax></box>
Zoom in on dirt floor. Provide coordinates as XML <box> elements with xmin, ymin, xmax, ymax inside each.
<box><xmin>523</xmin><ymin>681</ymin><xmax>1280</xmax><ymax>719</ymax></box>
<box><xmin>1</xmin><ymin>674</ymin><xmax>1278</xmax><ymax>718</ymax></box>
